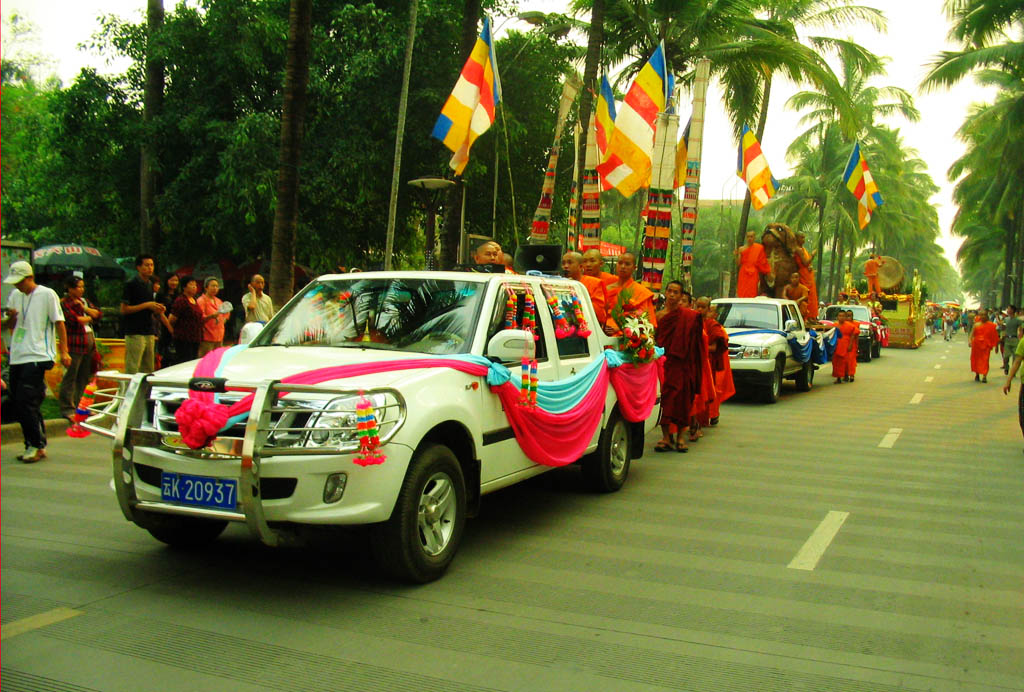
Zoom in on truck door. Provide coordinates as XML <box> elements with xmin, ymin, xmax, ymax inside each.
<box><xmin>478</xmin><ymin>280</ymin><xmax>562</xmax><ymax>484</ymax></box>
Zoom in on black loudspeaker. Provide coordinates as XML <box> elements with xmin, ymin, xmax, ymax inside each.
<box><xmin>514</xmin><ymin>244</ymin><xmax>563</xmax><ymax>273</ymax></box>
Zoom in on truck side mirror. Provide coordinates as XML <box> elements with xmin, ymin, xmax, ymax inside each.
<box><xmin>487</xmin><ymin>329</ymin><xmax>536</xmax><ymax>362</ymax></box>
<box><xmin>784</xmin><ymin>319</ymin><xmax>799</xmax><ymax>333</ymax></box>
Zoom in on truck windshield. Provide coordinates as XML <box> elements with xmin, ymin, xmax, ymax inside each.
<box><xmin>823</xmin><ymin>305</ymin><xmax>870</xmax><ymax>321</ymax></box>
<box><xmin>716</xmin><ymin>303</ymin><xmax>780</xmax><ymax>330</ymax></box>
<box><xmin>251</xmin><ymin>277</ymin><xmax>484</xmax><ymax>355</ymax></box>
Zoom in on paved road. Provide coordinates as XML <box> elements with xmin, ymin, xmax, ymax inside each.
<box><xmin>3</xmin><ymin>333</ymin><xmax>1022</xmax><ymax>691</ymax></box>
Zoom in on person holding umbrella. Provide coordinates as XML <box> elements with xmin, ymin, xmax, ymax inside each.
<box><xmin>58</xmin><ymin>275</ymin><xmax>102</xmax><ymax>425</ymax></box>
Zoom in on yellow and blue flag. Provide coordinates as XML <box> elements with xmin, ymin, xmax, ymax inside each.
<box><xmin>596</xmin><ymin>43</ymin><xmax>673</xmax><ymax>197</ymax></box>
<box><xmin>737</xmin><ymin>124</ymin><xmax>778</xmax><ymax>210</ymax></box>
<box><xmin>842</xmin><ymin>142</ymin><xmax>884</xmax><ymax>228</ymax></box>
<box><xmin>432</xmin><ymin>17</ymin><xmax>501</xmax><ymax>175</ymax></box>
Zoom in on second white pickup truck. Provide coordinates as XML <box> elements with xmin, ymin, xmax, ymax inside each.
<box><xmin>712</xmin><ymin>297</ymin><xmax>829</xmax><ymax>403</ymax></box>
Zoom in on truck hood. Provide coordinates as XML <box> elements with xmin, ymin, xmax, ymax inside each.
<box><xmin>154</xmin><ymin>346</ymin><xmax>467</xmax><ymax>390</ymax></box>
<box><xmin>723</xmin><ymin>328</ymin><xmax>783</xmax><ymax>346</ymax></box>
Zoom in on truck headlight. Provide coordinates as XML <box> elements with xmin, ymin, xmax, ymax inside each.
<box><xmin>295</xmin><ymin>391</ymin><xmax>405</xmax><ymax>450</ymax></box>
<box><xmin>742</xmin><ymin>346</ymin><xmax>771</xmax><ymax>359</ymax></box>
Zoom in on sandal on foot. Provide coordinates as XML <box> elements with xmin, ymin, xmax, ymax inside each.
<box><xmin>675</xmin><ymin>442</ymin><xmax>689</xmax><ymax>453</ymax></box>
<box><xmin>654</xmin><ymin>440</ymin><xmax>673</xmax><ymax>453</ymax></box>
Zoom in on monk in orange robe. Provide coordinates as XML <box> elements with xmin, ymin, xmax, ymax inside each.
<box><xmin>844</xmin><ymin>309</ymin><xmax>860</xmax><ymax>381</ymax></box>
<box><xmin>864</xmin><ymin>255</ymin><xmax>884</xmax><ymax>295</ymax></box>
<box><xmin>735</xmin><ymin>229</ymin><xmax>771</xmax><ymax>297</ymax></box>
<box><xmin>706</xmin><ymin>303</ymin><xmax>735</xmax><ymax>425</ymax></box>
<box><xmin>654</xmin><ymin>281</ymin><xmax>703</xmax><ymax>452</ymax></box>
<box><xmin>582</xmin><ymin>248</ymin><xmax>618</xmax><ymax>287</ymax></box>
<box><xmin>605</xmin><ymin>252</ymin><xmax>657</xmax><ymax>335</ymax></box>
<box><xmin>562</xmin><ymin>251</ymin><xmax>607</xmax><ymax>325</ymax></box>
<box><xmin>969</xmin><ymin>309</ymin><xmax>999</xmax><ymax>382</ymax></box>
<box><xmin>689</xmin><ymin>297</ymin><xmax>719</xmax><ymax>436</ymax></box>
<box><xmin>783</xmin><ymin>273</ymin><xmax>810</xmax><ymax>319</ymax></box>
<box><xmin>832</xmin><ymin>311</ymin><xmax>857</xmax><ymax>383</ymax></box>
<box><xmin>794</xmin><ymin>232</ymin><xmax>818</xmax><ymax>320</ymax></box>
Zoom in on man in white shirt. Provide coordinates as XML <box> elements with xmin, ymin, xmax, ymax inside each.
<box><xmin>241</xmin><ymin>273</ymin><xmax>274</xmax><ymax>323</ymax></box>
<box><xmin>2</xmin><ymin>261</ymin><xmax>71</xmax><ymax>462</ymax></box>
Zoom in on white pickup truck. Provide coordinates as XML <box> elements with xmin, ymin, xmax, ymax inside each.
<box><xmin>711</xmin><ymin>297</ymin><xmax>823</xmax><ymax>403</ymax></box>
<box><xmin>89</xmin><ymin>271</ymin><xmax>659</xmax><ymax>582</ymax></box>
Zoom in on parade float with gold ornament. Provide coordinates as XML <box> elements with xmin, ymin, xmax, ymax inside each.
<box><xmin>875</xmin><ymin>259</ymin><xmax>925</xmax><ymax>348</ymax></box>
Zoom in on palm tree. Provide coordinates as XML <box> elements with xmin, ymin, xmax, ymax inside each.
<box><xmin>269</xmin><ymin>0</ymin><xmax>313</xmax><ymax>307</ymax></box>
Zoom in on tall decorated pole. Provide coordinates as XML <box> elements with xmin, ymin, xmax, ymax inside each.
<box><xmin>529</xmin><ymin>74</ymin><xmax>581</xmax><ymax>242</ymax></box>
<box><xmin>679</xmin><ymin>58</ymin><xmax>711</xmax><ymax>292</ymax></box>
<box><xmin>578</xmin><ymin>113</ymin><xmax>602</xmax><ymax>251</ymax></box>
<box><xmin>640</xmin><ymin>112</ymin><xmax>679</xmax><ymax>291</ymax></box>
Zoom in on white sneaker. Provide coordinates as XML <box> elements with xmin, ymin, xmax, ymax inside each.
<box><xmin>17</xmin><ymin>447</ymin><xmax>42</xmax><ymax>463</ymax></box>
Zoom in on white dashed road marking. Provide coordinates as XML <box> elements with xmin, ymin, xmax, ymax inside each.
<box><xmin>910</xmin><ymin>393</ymin><xmax>924</xmax><ymax>404</ymax></box>
<box><xmin>878</xmin><ymin>428</ymin><xmax>903</xmax><ymax>448</ymax></box>
<box><xmin>925</xmin><ymin>376</ymin><xmax>934</xmax><ymax>382</ymax></box>
<box><xmin>788</xmin><ymin>511</ymin><xmax>850</xmax><ymax>571</ymax></box>
<box><xmin>934</xmin><ymin>364</ymin><xmax>942</xmax><ymax>369</ymax></box>
<box><xmin>2</xmin><ymin>608</ymin><xmax>82</xmax><ymax>640</ymax></box>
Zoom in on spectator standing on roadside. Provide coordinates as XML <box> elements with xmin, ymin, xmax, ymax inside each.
<box><xmin>2</xmin><ymin>261</ymin><xmax>71</xmax><ymax>463</ymax></box>
<box><xmin>1002</xmin><ymin>336</ymin><xmax>1024</xmax><ymax>452</ymax></box>
<box><xmin>241</xmin><ymin>274</ymin><xmax>274</xmax><ymax>323</ymax></box>
<box><xmin>58</xmin><ymin>275</ymin><xmax>102</xmax><ymax>424</ymax></box>
<box><xmin>120</xmin><ymin>255</ymin><xmax>163</xmax><ymax>374</ymax></box>
<box><xmin>169</xmin><ymin>276</ymin><xmax>203</xmax><ymax>363</ymax></box>
<box><xmin>1000</xmin><ymin>306</ymin><xmax>1021</xmax><ymax>375</ymax></box>
<box><xmin>197</xmin><ymin>277</ymin><xmax>227</xmax><ymax>356</ymax></box>
<box><xmin>155</xmin><ymin>273</ymin><xmax>180</xmax><ymax>366</ymax></box>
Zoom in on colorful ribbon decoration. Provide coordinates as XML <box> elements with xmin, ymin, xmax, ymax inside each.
<box><xmin>174</xmin><ymin>346</ymin><xmax>663</xmax><ymax>467</ymax></box>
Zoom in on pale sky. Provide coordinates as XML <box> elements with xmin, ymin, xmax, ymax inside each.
<box><xmin>4</xmin><ymin>0</ymin><xmax>991</xmax><ymax>269</ymax></box>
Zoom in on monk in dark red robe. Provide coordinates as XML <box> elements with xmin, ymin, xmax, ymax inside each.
<box><xmin>845</xmin><ymin>310</ymin><xmax>860</xmax><ymax>381</ymax></box>
<box><xmin>654</xmin><ymin>281</ymin><xmax>703</xmax><ymax>452</ymax></box>
<box><xmin>689</xmin><ymin>297</ymin><xmax>717</xmax><ymax>438</ymax></box>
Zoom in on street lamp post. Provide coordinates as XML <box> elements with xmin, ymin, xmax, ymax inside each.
<box><xmin>408</xmin><ymin>178</ymin><xmax>456</xmax><ymax>270</ymax></box>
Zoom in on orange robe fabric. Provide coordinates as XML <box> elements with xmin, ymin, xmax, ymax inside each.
<box><xmin>846</xmin><ymin>320</ymin><xmax>860</xmax><ymax>375</ymax></box>
<box><xmin>737</xmin><ymin>242</ymin><xmax>770</xmax><ymax>297</ymax></box>
<box><xmin>970</xmin><ymin>322</ymin><xmax>999</xmax><ymax>375</ymax></box>
<box><xmin>783</xmin><ymin>283</ymin><xmax>810</xmax><ymax>320</ymax></box>
<box><xmin>656</xmin><ymin>307</ymin><xmax>703</xmax><ymax>427</ymax></box>
<box><xmin>794</xmin><ymin>247</ymin><xmax>818</xmax><ymax>320</ymax></box>
<box><xmin>598</xmin><ymin>271</ymin><xmax>617</xmax><ymax>287</ymax></box>
<box><xmin>579</xmin><ymin>274</ymin><xmax>607</xmax><ymax>326</ymax></box>
<box><xmin>704</xmin><ymin>317</ymin><xmax>735</xmax><ymax>421</ymax></box>
<box><xmin>832</xmin><ymin>321</ymin><xmax>857</xmax><ymax>378</ymax></box>
<box><xmin>606</xmin><ymin>278</ymin><xmax>657</xmax><ymax>332</ymax></box>
<box><xmin>691</xmin><ymin>322</ymin><xmax>717</xmax><ymax>427</ymax></box>
<box><xmin>864</xmin><ymin>257</ymin><xmax>882</xmax><ymax>295</ymax></box>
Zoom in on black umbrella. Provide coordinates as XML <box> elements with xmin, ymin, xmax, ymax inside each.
<box><xmin>32</xmin><ymin>244</ymin><xmax>127</xmax><ymax>279</ymax></box>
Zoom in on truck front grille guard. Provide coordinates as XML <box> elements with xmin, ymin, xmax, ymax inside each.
<box><xmin>109</xmin><ymin>373</ymin><xmax>406</xmax><ymax>547</ymax></box>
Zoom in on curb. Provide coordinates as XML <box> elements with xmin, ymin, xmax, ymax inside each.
<box><xmin>1</xmin><ymin>419</ymin><xmax>71</xmax><ymax>447</ymax></box>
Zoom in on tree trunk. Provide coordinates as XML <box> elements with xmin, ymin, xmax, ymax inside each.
<box><xmin>1003</xmin><ymin>216</ymin><xmax>1015</xmax><ymax>307</ymax></box>
<box><xmin>139</xmin><ymin>0</ymin><xmax>164</xmax><ymax>255</ymax></box>
<box><xmin>439</xmin><ymin>0</ymin><xmax>482</xmax><ymax>270</ymax></box>
<box><xmin>383</xmin><ymin>0</ymin><xmax>418</xmax><ymax>271</ymax></box>
<box><xmin>734</xmin><ymin>75</ymin><xmax>773</xmax><ymax>260</ymax></box>
<box><xmin>269</xmin><ymin>0</ymin><xmax>312</xmax><ymax>307</ymax></box>
<box><xmin>815</xmin><ymin>204</ymin><xmax>825</xmax><ymax>293</ymax></box>
<box><xmin>572</xmin><ymin>0</ymin><xmax>605</xmax><ymax>244</ymax></box>
<box><xmin>1016</xmin><ymin>206</ymin><xmax>1024</xmax><ymax>306</ymax></box>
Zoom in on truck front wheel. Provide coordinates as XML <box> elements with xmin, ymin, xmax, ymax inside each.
<box><xmin>372</xmin><ymin>443</ymin><xmax>466</xmax><ymax>583</ymax></box>
<box><xmin>582</xmin><ymin>409</ymin><xmax>630</xmax><ymax>492</ymax></box>
<box><xmin>762</xmin><ymin>358</ymin><xmax>784</xmax><ymax>404</ymax></box>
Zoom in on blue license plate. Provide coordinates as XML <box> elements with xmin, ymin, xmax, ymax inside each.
<box><xmin>160</xmin><ymin>472</ymin><xmax>237</xmax><ymax>510</ymax></box>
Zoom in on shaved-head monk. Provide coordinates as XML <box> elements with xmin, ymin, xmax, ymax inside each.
<box><xmin>705</xmin><ymin>303</ymin><xmax>735</xmax><ymax>425</ymax></box>
<box><xmin>832</xmin><ymin>310</ymin><xmax>857</xmax><ymax>383</ymax></box>
<box><xmin>473</xmin><ymin>241</ymin><xmax>502</xmax><ymax>265</ymax></box>
<box><xmin>844</xmin><ymin>309</ymin><xmax>860</xmax><ymax>382</ymax></box>
<box><xmin>653</xmin><ymin>281</ymin><xmax>703</xmax><ymax>453</ymax></box>
<box><xmin>688</xmin><ymin>297</ymin><xmax>717</xmax><ymax>440</ymax></box>
<box><xmin>562</xmin><ymin>251</ymin><xmax>607</xmax><ymax>325</ymax></box>
<box><xmin>735</xmin><ymin>229</ymin><xmax>771</xmax><ymax>297</ymax></box>
<box><xmin>970</xmin><ymin>309</ymin><xmax>999</xmax><ymax>383</ymax></box>
<box><xmin>582</xmin><ymin>249</ymin><xmax>617</xmax><ymax>287</ymax></box>
<box><xmin>604</xmin><ymin>253</ymin><xmax>657</xmax><ymax>335</ymax></box>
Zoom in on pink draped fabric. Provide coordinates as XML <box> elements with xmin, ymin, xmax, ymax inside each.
<box><xmin>174</xmin><ymin>349</ymin><xmax>661</xmax><ymax>467</ymax></box>
<box><xmin>609</xmin><ymin>359</ymin><xmax>661</xmax><ymax>422</ymax></box>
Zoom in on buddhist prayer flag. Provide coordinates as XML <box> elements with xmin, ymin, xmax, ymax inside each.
<box><xmin>432</xmin><ymin>17</ymin><xmax>501</xmax><ymax>175</ymax></box>
<box><xmin>843</xmin><ymin>142</ymin><xmax>884</xmax><ymax>228</ymax></box>
<box><xmin>679</xmin><ymin>58</ymin><xmax>710</xmax><ymax>288</ymax></box>
<box><xmin>737</xmin><ymin>124</ymin><xmax>778</xmax><ymax>210</ymax></box>
<box><xmin>640</xmin><ymin>113</ymin><xmax>678</xmax><ymax>291</ymax></box>
<box><xmin>595</xmin><ymin>75</ymin><xmax>616</xmax><ymax>190</ymax></box>
<box><xmin>673</xmin><ymin>118</ymin><xmax>691</xmax><ymax>189</ymax></box>
<box><xmin>596</xmin><ymin>43</ymin><xmax>673</xmax><ymax>198</ymax></box>
<box><xmin>579</xmin><ymin>114</ymin><xmax>602</xmax><ymax>249</ymax></box>
<box><xmin>530</xmin><ymin>75</ymin><xmax>581</xmax><ymax>242</ymax></box>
